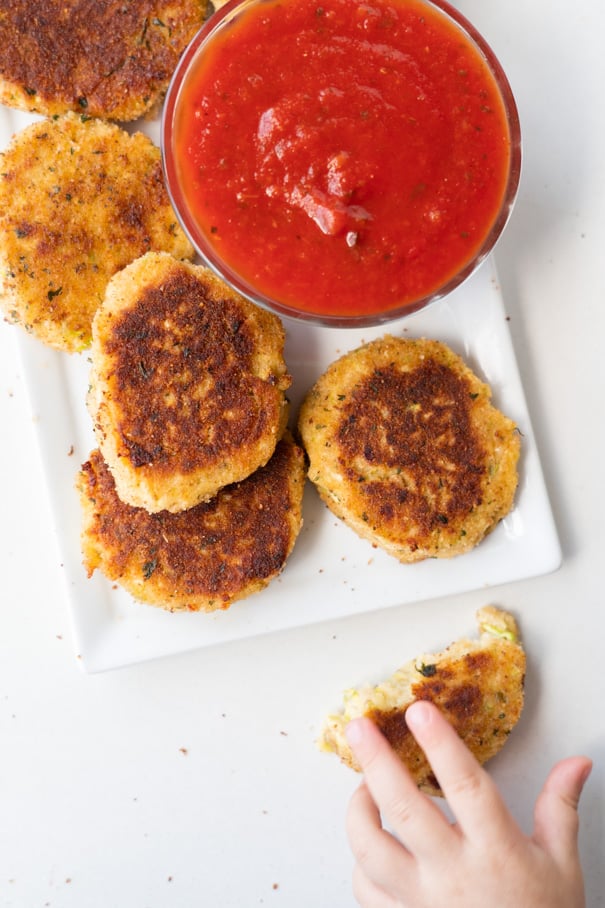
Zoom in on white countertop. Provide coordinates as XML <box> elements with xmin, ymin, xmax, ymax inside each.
<box><xmin>1</xmin><ymin>1</ymin><xmax>604</xmax><ymax>906</ymax></box>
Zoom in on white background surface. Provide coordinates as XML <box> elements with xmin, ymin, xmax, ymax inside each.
<box><xmin>1</xmin><ymin>1</ymin><xmax>604</xmax><ymax>906</ymax></box>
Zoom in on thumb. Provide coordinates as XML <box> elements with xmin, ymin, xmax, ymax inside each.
<box><xmin>533</xmin><ymin>756</ymin><xmax>592</xmax><ymax>863</ymax></box>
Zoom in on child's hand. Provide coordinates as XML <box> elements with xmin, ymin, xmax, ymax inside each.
<box><xmin>345</xmin><ymin>701</ymin><xmax>591</xmax><ymax>908</ymax></box>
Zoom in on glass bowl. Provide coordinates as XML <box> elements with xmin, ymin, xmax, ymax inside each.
<box><xmin>162</xmin><ymin>0</ymin><xmax>521</xmax><ymax>328</ymax></box>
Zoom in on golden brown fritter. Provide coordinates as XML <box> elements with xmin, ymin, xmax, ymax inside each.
<box><xmin>88</xmin><ymin>252</ymin><xmax>291</xmax><ymax>513</ymax></box>
<box><xmin>0</xmin><ymin>0</ymin><xmax>209</xmax><ymax>121</ymax></box>
<box><xmin>77</xmin><ymin>437</ymin><xmax>305</xmax><ymax>612</ymax></box>
<box><xmin>298</xmin><ymin>336</ymin><xmax>520</xmax><ymax>562</ymax></box>
<box><xmin>319</xmin><ymin>606</ymin><xmax>526</xmax><ymax>795</ymax></box>
<box><xmin>0</xmin><ymin>113</ymin><xmax>194</xmax><ymax>352</ymax></box>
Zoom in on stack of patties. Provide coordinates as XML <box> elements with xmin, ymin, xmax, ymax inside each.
<box><xmin>298</xmin><ymin>335</ymin><xmax>520</xmax><ymax>562</ymax></box>
<box><xmin>78</xmin><ymin>252</ymin><xmax>305</xmax><ymax>612</ymax></box>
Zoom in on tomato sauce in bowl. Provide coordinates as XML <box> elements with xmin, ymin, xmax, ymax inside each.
<box><xmin>162</xmin><ymin>0</ymin><xmax>521</xmax><ymax>326</ymax></box>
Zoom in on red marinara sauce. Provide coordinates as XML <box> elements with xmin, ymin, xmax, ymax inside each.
<box><xmin>167</xmin><ymin>0</ymin><xmax>518</xmax><ymax>321</ymax></box>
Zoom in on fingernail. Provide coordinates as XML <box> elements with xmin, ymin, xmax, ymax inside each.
<box><xmin>406</xmin><ymin>700</ymin><xmax>432</xmax><ymax>726</ymax></box>
<box><xmin>345</xmin><ymin>718</ymin><xmax>365</xmax><ymax>747</ymax></box>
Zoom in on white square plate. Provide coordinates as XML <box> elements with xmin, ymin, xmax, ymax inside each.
<box><xmin>13</xmin><ymin>261</ymin><xmax>560</xmax><ymax>673</ymax></box>
<box><xmin>2</xmin><ymin>108</ymin><xmax>560</xmax><ymax>673</ymax></box>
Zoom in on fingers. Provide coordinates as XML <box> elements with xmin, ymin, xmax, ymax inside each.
<box><xmin>347</xmin><ymin>781</ymin><xmax>414</xmax><ymax>896</ymax></box>
<box><xmin>345</xmin><ymin>715</ymin><xmax>452</xmax><ymax>858</ymax></box>
<box><xmin>403</xmin><ymin>701</ymin><xmax>514</xmax><ymax>842</ymax></box>
<box><xmin>533</xmin><ymin>756</ymin><xmax>592</xmax><ymax>863</ymax></box>
<box><xmin>352</xmin><ymin>862</ymin><xmax>402</xmax><ymax>908</ymax></box>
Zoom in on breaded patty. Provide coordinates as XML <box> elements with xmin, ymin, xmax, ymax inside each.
<box><xmin>88</xmin><ymin>252</ymin><xmax>291</xmax><ymax>513</ymax></box>
<box><xmin>77</xmin><ymin>437</ymin><xmax>305</xmax><ymax>612</ymax></box>
<box><xmin>298</xmin><ymin>336</ymin><xmax>520</xmax><ymax>562</ymax></box>
<box><xmin>0</xmin><ymin>0</ymin><xmax>208</xmax><ymax>121</ymax></box>
<box><xmin>319</xmin><ymin>606</ymin><xmax>525</xmax><ymax>795</ymax></box>
<box><xmin>0</xmin><ymin>113</ymin><xmax>194</xmax><ymax>352</ymax></box>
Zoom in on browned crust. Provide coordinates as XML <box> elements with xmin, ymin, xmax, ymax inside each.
<box><xmin>89</xmin><ymin>253</ymin><xmax>291</xmax><ymax>512</ymax></box>
<box><xmin>298</xmin><ymin>336</ymin><xmax>520</xmax><ymax>561</ymax></box>
<box><xmin>102</xmin><ymin>269</ymin><xmax>283</xmax><ymax>473</ymax></box>
<box><xmin>0</xmin><ymin>0</ymin><xmax>209</xmax><ymax>121</ymax></box>
<box><xmin>337</xmin><ymin>358</ymin><xmax>488</xmax><ymax>532</ymax></box>
<box><xmin>320</xmin><ymin>607</ymin><xmax>526</xmax><ymax>796</ymax></box>
<box><xmin>77</xmin><ymin>437</ymin><xmax>306</xmax><ymax>611</ymax></box>
<box><xmin>368</xmin><ymin>642</ymin><xmax>526</xmax><ymax>795</ymax></box>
